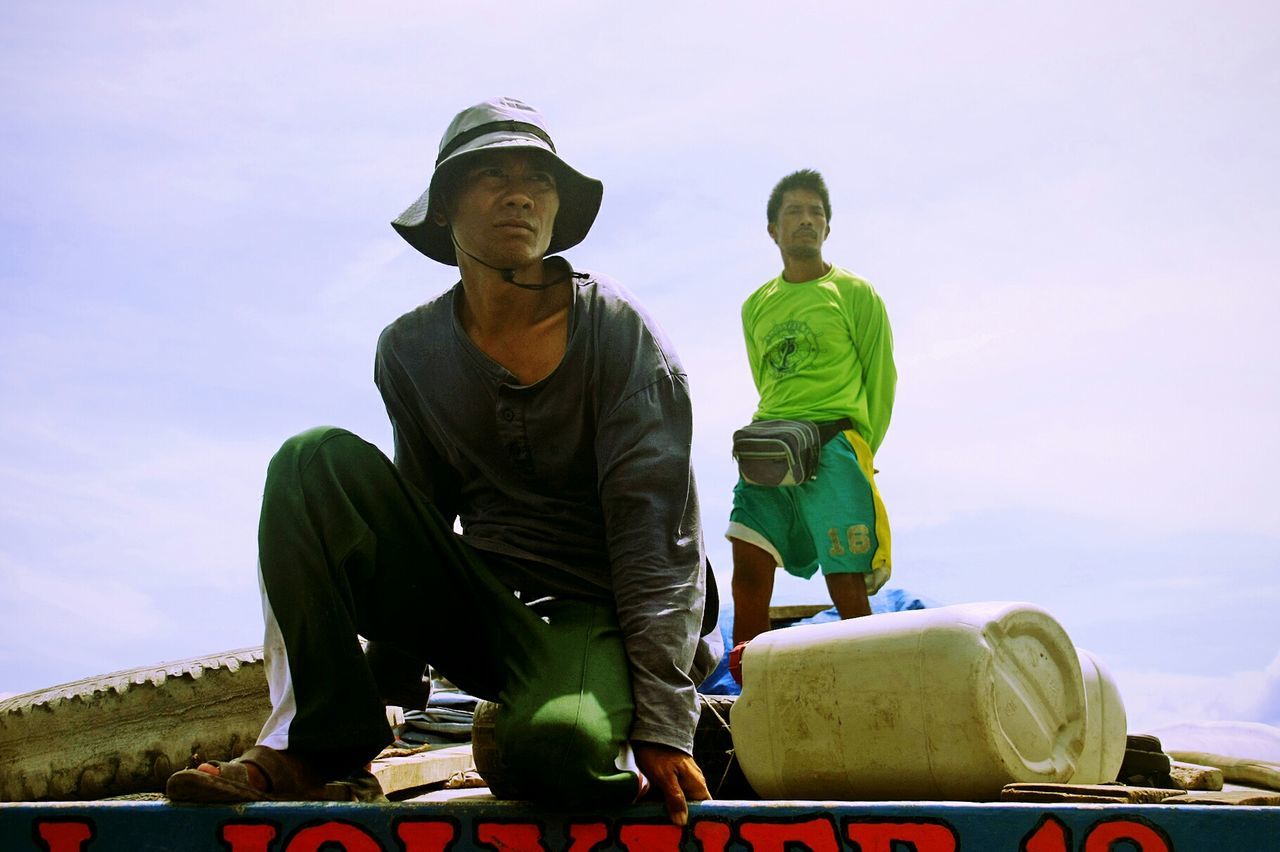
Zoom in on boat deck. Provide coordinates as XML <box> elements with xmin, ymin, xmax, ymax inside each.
<box><xmin>4</xmin><ymin>746</ymin><xmax>1278</xmax><ymax>851</ymax></box>
<box><xmin>4</xmin><ymin>795</ymin><xmax>1278</xmax><ymax>851</ymax></box>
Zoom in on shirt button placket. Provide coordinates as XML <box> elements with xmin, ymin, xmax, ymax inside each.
<box><xmin>497</xmin><ymin>393</ymin><xmax>532</xmax><ymax>475</ymax></box>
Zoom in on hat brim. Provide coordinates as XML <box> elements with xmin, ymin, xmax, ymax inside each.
<box><xmin>391</xmin><ymin>137</ymin><xmax>603</xmax><ymax>266</ymax></box>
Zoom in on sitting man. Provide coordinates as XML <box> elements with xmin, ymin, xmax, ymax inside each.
<box><xmin>167</xmin><ymin>97</ymin><xmax>719</xmax><ymax>825</ymax></box>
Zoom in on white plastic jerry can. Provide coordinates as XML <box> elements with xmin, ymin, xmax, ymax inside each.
<box><xmin>730</xmin><ymin>601</ymin><xmax>1126</xmax><ymax>801</ymax></box>
<box><xmin>1070</xmin><ymin>647</ymin><xmax>1127</xmax><ymax>784</ymax></box>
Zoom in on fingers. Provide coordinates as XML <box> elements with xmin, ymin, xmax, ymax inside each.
<box><xmin>657</xmin><ymin>757</ymin><xmax>711</xmax><ymax>826</ymax></box>
<box><xmin>633</xmin><ymin>743</ymin><xmax>712</xmax><ymax>826</ymax></box>
<box><xmin>682</xmin><ymin>759</ymin><xmax>712</xmax><ymax>802</ymax></box>
<box><xmin>659</xmin><ymin>774</ymin><xmax>689</xmax><ymax>826</ymax></box>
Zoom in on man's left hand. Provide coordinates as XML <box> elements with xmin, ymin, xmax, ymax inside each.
<box><xmin>633</xmin><ymin>741</ymin><xmax>711</xmax><ymax>826</ymax></box>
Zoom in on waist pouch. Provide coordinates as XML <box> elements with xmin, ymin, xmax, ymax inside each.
<box><xmin>732</xmin><ymin>417</ymin><xmax>852</xmax><ymax>487</ymax></box>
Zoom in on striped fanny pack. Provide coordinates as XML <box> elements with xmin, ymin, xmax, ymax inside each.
<box><xmin>732</xmin><ymin>418</ymin><xmax>852</xmax><ymax>487</ymax></box>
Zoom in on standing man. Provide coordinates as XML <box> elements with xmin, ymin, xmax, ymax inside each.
<box><xmin>727</xmin><ymin>169</ymin><xmax>896</xmax><ymax>646</ymax></box>
<box><xmin>167</xmin><ymin>97</ymin><xmax>718</xmax><ymax>825</ymax></box>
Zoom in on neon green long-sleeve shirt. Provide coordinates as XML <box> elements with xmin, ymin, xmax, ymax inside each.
<box><xmin>743</xmin><ymin>264</ymin><xmax>896</xmax><ymax>454</ymax></box>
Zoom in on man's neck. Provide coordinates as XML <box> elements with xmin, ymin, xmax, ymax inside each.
<box><xmin>458</xmin><ymin>258</ymin><xmax>563</xmax><ymax>328</ymax></box>
<box><xmin>780</xmin><ymin>255</ymin><xmax>830</xmax><ymax>283</ymax></box>
<box><xmin>456</xmin><ymin>258</ymin><xmax>572</xmax><ymax>385</ymax></box>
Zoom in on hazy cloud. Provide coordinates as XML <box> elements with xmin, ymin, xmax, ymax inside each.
<box><xmin>2</xmin><ymin>2</ymin><xmax>1277</xmax><ymax>709</ymax></box>
<box><xmin>1119</xmin><ymin>650</ymin><xmax>1280</xmax><ymax>733</ymax></box>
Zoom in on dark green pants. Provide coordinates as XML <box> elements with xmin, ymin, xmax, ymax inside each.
<box><xmin>255</xmin><ymin>427</ymin><xmax>640</xmax><ymax>805</ymax></box>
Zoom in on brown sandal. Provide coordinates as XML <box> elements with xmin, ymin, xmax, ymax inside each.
<box><xmin>166</xmin><ymin>745</ymin><xmax>386</xmax><ymax>803</ymax></box>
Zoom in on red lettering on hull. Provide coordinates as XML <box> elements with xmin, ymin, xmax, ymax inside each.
<box><xmin>738</xmin><ymin>817</ymin><xmax>841</xmax><ymax>852</ymax></box>
<box><xmin>395</xmin><ymin>819</ymin><xmax>459</xmax><ymax>852</ymax></box>
<box><xmin>1084</xmin><ymin>819</ymin><xmax>1172</xmax><ymax>852</ymax></box>
<box><xmin>221</xmin><ymin>822</ymin><xmax>279</xmax><ymax>852</ymax></box>
<box><xmin>285</xmin><ymin>820</ymin><xmax>382</xmax><ymax>852</ymax></box>
<box><xmin>844</xmin><ymin>820</ymin><xmax>958</xmax><ymax>852</ymax></box>
<box><xmin>30</xmin><ymin>807</ymin><xmax>1197</xmax><ymax>852</ymax></box>
<box><xmin>566</xmin><ymin>822</ymin><xmax>609</xmax><ymax>851</ymax></box>
<box><xmin>1022</xmin><ymin>815</ymin><xmax>1071</xmax><ymax>852</ymax></box>
<box><xmin>35</xmin><ymin>820</ymin><xmax>94</xmax><ymax>852</ymax></box>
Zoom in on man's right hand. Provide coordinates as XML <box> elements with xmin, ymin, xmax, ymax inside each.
<box><xmin>634</xmin><ymin>741</ymin><xmax>711</xmax><ymax>826</ymax></box>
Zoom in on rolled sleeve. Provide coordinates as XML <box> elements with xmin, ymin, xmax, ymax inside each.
<box><xmin>596</xmin><ymin>373</ymin><xmax>705</xmax><ymax>753</ymax></box>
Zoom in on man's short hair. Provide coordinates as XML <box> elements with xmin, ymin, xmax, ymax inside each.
<box><xmin>766</xmin><ymin>169</ymin><xmax>832</xmax><ymax>224</ymax></box>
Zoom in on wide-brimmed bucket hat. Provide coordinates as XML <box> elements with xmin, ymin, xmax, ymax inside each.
<box><xmin>391</xmin><ymin>97</ymin><xmax>604</xmax><ymax>265</ymax></box>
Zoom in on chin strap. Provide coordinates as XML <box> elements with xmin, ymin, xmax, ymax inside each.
<box><xmin>447</xmin><ymin>225</ymin><xmax>576</xmax><ymax>291</ymax></box>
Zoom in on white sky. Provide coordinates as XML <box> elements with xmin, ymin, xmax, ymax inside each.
<box><xmin>2</xmin><ymin>2</ymin><xmax>1278</xmax><ymax>732</ymax></box>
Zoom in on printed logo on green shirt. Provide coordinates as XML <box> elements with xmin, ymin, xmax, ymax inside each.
<box><xmin>763</xmin><ymin>319</ymin><xmax>819</xmax><ymax>378</ymax></box>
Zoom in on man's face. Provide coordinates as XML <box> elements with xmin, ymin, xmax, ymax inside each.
<box><xmin>441</xmin><ymin>149</ymin><xmax>560</xmax><ymax>270</ymax></box>
<box><xmin>768</xmin><ymin>189</ymin><xmax>829</xmax><ymax>260</ymax></box>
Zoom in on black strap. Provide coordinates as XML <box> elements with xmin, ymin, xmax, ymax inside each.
<box><xmin>701</xmin><ymin>560</ymin><xmax>719</xmax><ymax>636</ymax></box>
<box><xmin>436</xmin><ymin>121</ymin><xmax>556</xmax><ymax>165</ymax></box>
<box><xmin>817</xmin><ymin>417</ymin><xmax>855</xmax><ymax>444</ymax></box>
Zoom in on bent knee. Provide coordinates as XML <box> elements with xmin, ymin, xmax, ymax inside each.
<box><xmin>268</xmin><ymin>427</ymin><xmax>371</xmax><ymax>478</ymax></box>
<box><xmin>497</xmin><ymin>700</ymin><xmax>632</xmax><ymax>804</ymax></box>
<box><xmin>272</xmin><ymin>426</ymin><xmax>352</xmax><ymax>462</ymax></box>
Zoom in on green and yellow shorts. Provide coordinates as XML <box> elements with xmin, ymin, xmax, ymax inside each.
<box><xmin>726</xmin><ymin>429</ymin><xmax>891</xmax><ymax>593</ymax></box>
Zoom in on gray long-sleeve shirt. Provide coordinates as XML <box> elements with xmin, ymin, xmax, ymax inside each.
<box><xmin>373</xmin><ymin>268</ymin><xmax>719</xmax><ymax>752</ymax></box>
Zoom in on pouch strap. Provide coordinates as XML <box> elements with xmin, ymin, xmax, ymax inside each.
<box><xmin>817</xmin><ymin>417</ymin><xmax>855</xmax><ymax>444</ymax></box>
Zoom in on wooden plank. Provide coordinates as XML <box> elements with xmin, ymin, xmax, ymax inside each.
<box><xmin>1169</xmin><ymin>760</ymin><xmax>1223</xmax><ymax>791</ymax></box>
<box><xmin>1001</xmin><ymin>783</ymin><xmax>1185</xmax><ymax>804</ymax></box>
<box><xmin>768</xmin><ymin>604</ymin><xmax>830</xmax><ymax>624</ymax></box>
<box><xmin>1163</xmin><ymin>788</ymin><xmax>1280</xmax><ymax>806</ymax></box>
<box><xmin>1168</xmin><ymin>750</ymin><xmax>1280</xmax><ymax>792</ymax></box>
<box><xmin>370</xmin><ymin>744</ymin><xmax>474</xmax><ymax>795</ymax></box>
